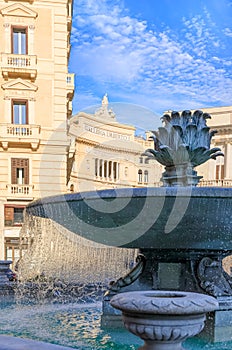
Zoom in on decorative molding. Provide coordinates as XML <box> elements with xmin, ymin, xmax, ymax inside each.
<box><xmin>197</xmin><ymin>257</ymin><xmax>232</xmax><ymax>297</ymax></box>
<box><xmin>1</xmin><ymin>78</ymin><xmax>38</xmax><ymax>92</ymax></box>
<box><xmin>1</xmin><ymin>141</ymin><xmax>8</xmax><ymax>150</ymax></box>
<box><xmin>106</xmin><ymin>254</ymin><xmax>146</xmax><ymax>296</ymax></box>
<box><xmin>0</xmin><ymin>3</ymin><xmax>38</xmax><ymax>19</ymax></box>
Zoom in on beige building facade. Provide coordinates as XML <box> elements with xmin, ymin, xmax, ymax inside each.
<box><xmin>68</xmin><ymin>95</ymin><xmax>163</xmax><ymax>193</ymax></box>
<box><xmin>0</xmin><ymin>0</ymin><xmax>74</xmax><ymax>265</ymax></box>
<box><xmin>197</xmin><ymin>106</ymin><xmax>232</xmax><ymax>186</ymax></box>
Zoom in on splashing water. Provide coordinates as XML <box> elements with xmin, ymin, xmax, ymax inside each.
<box><xmin>16</xmin><ymin>213</ymin><xmax>137</xmax><ymax>304</ymax></box>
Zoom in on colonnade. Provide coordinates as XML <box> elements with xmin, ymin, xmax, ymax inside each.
<box><xmin>95</xmin><ymin>158</ymin><xmax>120</xmax><ymax>181</ymax></box>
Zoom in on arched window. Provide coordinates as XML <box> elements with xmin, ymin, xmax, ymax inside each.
<box><xmin>138</xmin><ymin>169</ymin><xmax>143</xmax><ymax>183</ymax></box>
<box><xmin>144</xmin><ymin>170</ymin><xmax>148</xmax><ymax>183</ymax></box>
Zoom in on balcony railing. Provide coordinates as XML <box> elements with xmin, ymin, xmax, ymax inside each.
<box><xmin>198</xmin><ymin>179</ymin><xmax>232</xmax><ymax>187</ymax></box>
<box><xmin>67</xmin><ymin>73</ymin><xmax>75</xmax><ymax>97</ymax></box>
<box><xmin>1</xmin><ymin>53</ymin><xmax>37</xmax><ymax>80</ymax></box>
<box><xmin>7</xmin><ymin>184</ymin><xmax>34</xmax><ymax>197</ymax></box>
<box><xmin>0</xmin><ymin>123</ymin><xmax>40</xmax><ymax>150</ymax></box>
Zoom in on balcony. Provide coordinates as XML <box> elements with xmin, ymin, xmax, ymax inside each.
<box><xmin>1</xmin><ymin>53</ymin><xmax>37</xmax><ymax>80</ymax></box>
<box><xmin>6</xmin><ymin>184</ymin><xmax>34</xmax><ymax>199</ymax></box>
<box><xmin>0</xmin><ymin>123</ymin><xmax>40</xmax><ymax>150</ymax></box>
<box><xmin>67</xmin><ymin>73</ymin><xmax>75</xmax><ymax>98</ymax></box>
<box><xmin>198</xmin><ymin>179</ymin><xmax>232</xmax><ymax>187</ymax></box>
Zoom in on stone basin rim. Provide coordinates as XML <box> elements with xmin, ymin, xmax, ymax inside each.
<box><xmin>27</xmin><ymin>186</ymin><xmax>232</xmax><ymax>208</ymax></box>
<box><xmin>110</xmin><ymin>290</ymin><xmax>219</xmax><ymax>315</ymax></box>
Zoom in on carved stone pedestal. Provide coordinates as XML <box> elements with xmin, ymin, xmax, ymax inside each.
<box><xmin>111</xmin><ymin>291</ymin><xmax>218</xmax><ymax>350</ymax></box>
<box><xmin>102</xmin><ymin>250</ymin><xmax>232</xmax><ymax>343</ymax></box>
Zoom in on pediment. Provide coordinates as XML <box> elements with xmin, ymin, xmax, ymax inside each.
<box><xmin>1</xmin><ymin>78</ymin><xmax>38</xmax><ymax>91</ymax></box>
<box><xmin>0</xmin><ymin>3</ymin><xmax>37</xmax><ymax>18</ymax></box>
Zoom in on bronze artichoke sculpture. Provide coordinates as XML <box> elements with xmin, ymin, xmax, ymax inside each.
<box><xmin>145</xmin><ymin>110</ymin><xmax>223</xmax><ymax>186</ymax></box>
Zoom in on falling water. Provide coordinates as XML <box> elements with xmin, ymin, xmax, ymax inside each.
<box><xmin>15</xmin><ymin>212</ymin><xmax>137</xmax><ymax>303</ymax></box>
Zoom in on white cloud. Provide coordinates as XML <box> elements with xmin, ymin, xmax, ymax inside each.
<box><xmin>70</xmin><ymin>0</ymin><xmax>232</xmax><ymax>118</ymax></box>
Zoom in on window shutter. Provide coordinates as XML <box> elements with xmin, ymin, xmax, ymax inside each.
<box><xmin>11</xmin><ymin>158</ymin><xmax>17</xmax><ymax>184</ymax></box>
<box><xmin>4</xmin><ymin>207</ymin><xmax>14</xmax><ymax>226</ymax></box>
<box><xmin>221</xmin><ymin>165</ymin><xmax>224</xmax><ymax>180</ymax></box>
<box><xmin>11</xmin><ymin>158</ymin><xmax>29</xmax><ymax>184</ymax></box>
<box><xmin>24</xmin><ymin>159</ymin><xmax>29</xmax><ymax>184</ymax></box>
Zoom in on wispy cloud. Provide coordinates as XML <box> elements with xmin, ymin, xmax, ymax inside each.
<box><xmin>224</xmin><ymin>27</ymin><xmax>232</xmax><ymax>37</ymax></box>
<box><xmin>70</xmin><ymin>0</ymin><xmax>232</xmax><ymax>119</ymax></box>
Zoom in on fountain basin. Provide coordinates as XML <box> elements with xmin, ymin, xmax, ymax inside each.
<box><xmin>26</xmin><ymin>185</ymin><xmax>232</xmax><ymax>340</ymax></box>
<box><xmin>26</xmin><ymin>187</ymin><xmax>232</xmax><ymax>252</ymax></box>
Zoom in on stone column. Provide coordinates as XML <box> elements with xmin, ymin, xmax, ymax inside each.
<box><xmin>117</xmin><ymin>162</ymin><xmax>120</xmax><ymax>180</ymax></box>
<box><xmin>106</xmin><ymin>161</ymin><xmax>109</xmax><ymax>181</ymax></box>
<box><xmin>3</xmin><ymin>23</ymin><xmax>10</xmax><ymax>52</ymax></box>
<box><xmin>102</xmin><ymin>160</ymin><xmax>105</xmax><ymax>178</ymax></box>
<box><xmin>111</xmin><ymin>162</ymin><xmax>114</xmax><ymax>181</ymax></box>
<box><xmin>28</xmin><ymin>25</ymin><xmax>35</xmax><ymax>55</ymax></box>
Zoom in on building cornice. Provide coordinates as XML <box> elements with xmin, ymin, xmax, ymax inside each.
<box><xmin>77</xmin><ymin>137</ymin><xmax>143</xmax><ymax>155</ymax></box>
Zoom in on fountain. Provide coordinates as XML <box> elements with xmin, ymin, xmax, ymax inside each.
<box><xmin>19</xmin><ymin>109</ymin><xmax>232</xmax><ymax>348</ymax></box>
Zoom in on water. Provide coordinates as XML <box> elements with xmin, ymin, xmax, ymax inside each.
<box><xmin>0</xmin><ymin>301</ymin><xmax>232</xmax><ymax>349</ymax></box>
<box><xmin>11</xmin><ymin>212</ymin><xmax>232</xmax><ymax>349</ymax></box>
<box><xmin>0</xmin><ymin>301</ymin><xmax>140</xmax><ymax>349</ymax></box>
<box><xmin>19</xmin><ymin>215</ymin><xmax>137</xmax><ymax>285</ymax></box>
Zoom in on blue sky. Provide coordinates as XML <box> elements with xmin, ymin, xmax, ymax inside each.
<box><xmin>69</xmin><ymin>0</ymin><xmax>232</xmax><ymax>131</ymax></box>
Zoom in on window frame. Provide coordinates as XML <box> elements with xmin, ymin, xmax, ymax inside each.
<box><xmin>4</xmin><ymin>205</ymin><xmax>25</xmax><ymax>227</ymax></box>
<box><xmin>11</xmin><ymin>99</ymin><xmax>28</xmax><ymax>125</ymax></box>
<box><xmin>11</xmin><ymin>26</ymin><xmax>28</xmax><ymax>55</ymax></box>
<box><xmin>144</xmin><ymin>170</ymin><xmax>149</xmax><ymax>183</ymax></box>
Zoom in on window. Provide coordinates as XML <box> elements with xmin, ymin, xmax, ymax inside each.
<box><xmin>4</xmin><ymin>206</ymin><xmax>25</xmax><ymax>226</ymax></box>
<box><xmin>215</xmin><ymin>148</ymin><xmax>224</xmax><ymax>180</ymax></box>
<box><xmin>12</xmin><ymin>100</ymin><xmax>28</xmax><ymax>124</ymax></box>
<box><xmin>11</xmin><ymin>158</ymin><xmax>29</xmax><ymax>184</ymax></box>
<box><xmin>95</xmin><ymin>159</ymin><xmax>98</xmax><ymax>176</ymax></box>
<box><xmin>216</xmin><ymin>164</ymin><xmax>224</xmax><ymax>180</ymax></box>
<box><xmin>138</xmin><ymin>169</ymin><xmax>143</xmax><ymax>183</ymax></box>
<box><xmin>144</xmin><ymin>170</ymin><xmax>149</xmax><ymax>183</ymax></box>
<box><xmin>12</xmin><ymin>27</ymin><xmax>27</xmax><ymax>54</ymax></box>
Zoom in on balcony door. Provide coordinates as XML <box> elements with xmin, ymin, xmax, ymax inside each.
<box><xmin>12</xmin><ymin>100</ymin><xmax>28</xmax><ymax>125</ymax></box>
<box><xmin>12</xmin><ymin>27</ymin><xmax>27</xmax><ymax>55</ymax></box>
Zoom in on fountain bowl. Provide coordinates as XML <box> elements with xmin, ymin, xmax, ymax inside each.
<box><xmin>26</xmin><ymin>186</ymin><xmax>232</xmax><ymax>252</ymax></box>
